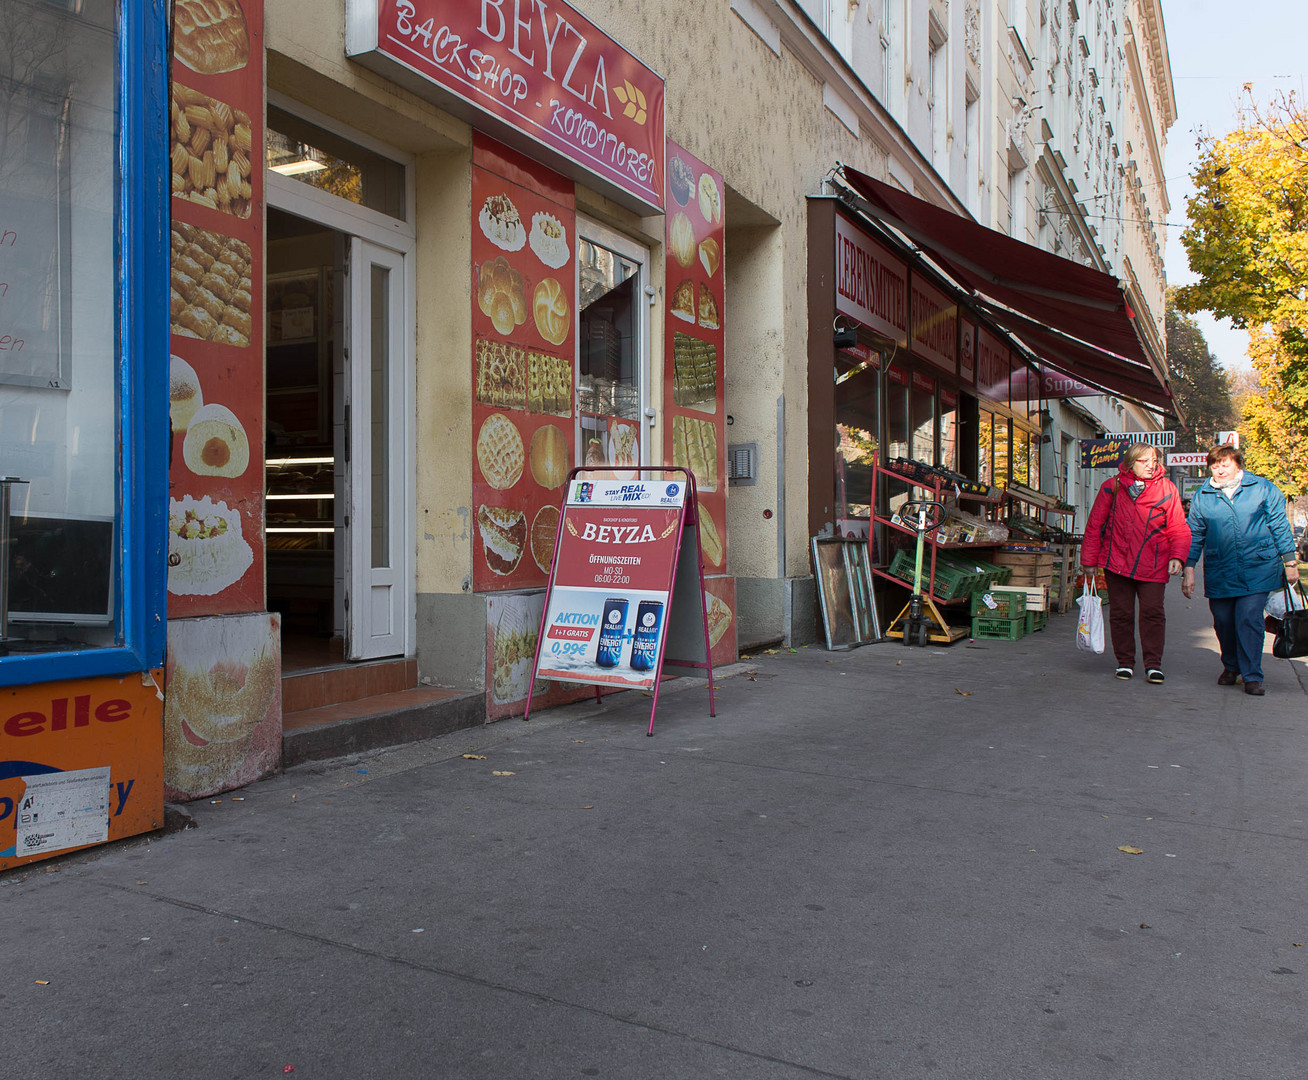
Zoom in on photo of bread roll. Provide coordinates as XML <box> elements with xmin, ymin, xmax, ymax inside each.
<box><xmin>530</xmin><ymin>423</ymin><xmax>569</xmax><ymax>490</ymax></box>
<box><xmin>170</xmin><ymin>355</ymin><xmax>203</xmax><ymax>433</ymax></box>
<box><xmin>670</xmin><ymin>212</ymin><xmax>696</xmax><ymax>268</ymax></box>
<box><xmin>533</xmin><ymin>277</ymin><xmax>570</xmax><ymax>346</ymax></box>
<box><xmin>183</xmin><ymin>403</ymin><xmax>250</xmax><ymax>478</ymax></box>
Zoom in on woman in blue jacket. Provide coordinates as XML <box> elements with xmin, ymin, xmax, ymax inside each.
<box><xmin>1182</xmin><ymin>444</ymin><xmax>1300</xmax><ymax>695</ymax></box>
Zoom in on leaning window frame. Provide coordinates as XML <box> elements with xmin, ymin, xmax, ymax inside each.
<box><xmin>0</xmin><ymin>1</ymin><xmax>170</xmax><ymax>687</ymax></box>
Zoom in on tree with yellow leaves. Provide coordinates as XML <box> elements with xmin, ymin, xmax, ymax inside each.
<box><xmin>1175</xmin><ymin>90</ymin><xmax>1308</xmax><ymax>493</ymax></box>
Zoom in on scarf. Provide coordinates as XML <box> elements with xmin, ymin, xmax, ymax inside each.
<box><xmin>1214</xmin><ymin>470</ymin><xmax>1244</xmax><ymax>499</ymax></box>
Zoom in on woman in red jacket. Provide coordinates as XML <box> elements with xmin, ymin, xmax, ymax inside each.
<box><xmin>1079</xmin><ymin>443</ymin><xmax>1191</xmax><ymax>683</ymax></box>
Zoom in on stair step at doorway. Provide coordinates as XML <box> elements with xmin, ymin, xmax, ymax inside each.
<box><xmin>282</xmin><ymin>657</ymin><xmax>417</xmax><ymax>714</ymax></box>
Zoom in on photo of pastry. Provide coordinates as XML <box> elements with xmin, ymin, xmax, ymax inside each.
<box><xmin>477</xmin><ymin>503</ymin><xmax>526</xmax><ymax>576</ymax></box>
<box><xmin>669</xmin><ymin>156</ymin><xmax>694</xmax><ymax>206</ymax></box>
<box><xmin>490</xmin><ymin>598</ymin><xmax>539</xmax><ymax>703</ymax></box>
<box><xmin>671</xmin><ymin>279</ymin><xmax>696</xmax><ymax>324</ymax></box>
<box><xmin>479</xmin><ymin>193</ymin><xmax>527</xmax><ymax>251</ymax></box>
<box><xmin>697</xmin><ymin>504</ymin><xmax>724</xmax><ymax>568</ymax></box>
<box><xmin>705</xmin><ymin>588</ymin><xmax>733</xmax><ymax>648</ymax></box>
<box><xmin>170</xmin><ymin>355</ymin><xmax>203</xmax><ymax>433</ymax></box>
<box><xmin>172</xmin><ymin>0</ymin><xmax>250</xmax><ymax>75</ymax></box>
<box><xmin>530</xmin><ymin>423</ymin><xmax>569</xmax><ymax>490</ymax></box>
<box><xmin>610</xmin><ymin>420</ymin><xmax>638</xmax><ymax>469</ymax></box>
<box><xmin>170</xmin><ymin>222</ymin><xmax>253</xmax><ymax>347</ymax></box>
<box><xmin>698</xmin><ymin>237</ymin><xmax>721</xmax><ymax>277</ymax></box>
<box><xmin>584</xmin><ymin>436</ymin><xmax>608</xmax><ymax>467</ymax></box>
<box><xmin>670</xmin><ymin>211</ymin><xmax>696</xmax><ymax>268</ymax></box>
<box><xmin>475</xmin><ymin>339</ymin><xmax>527</xmax><ymax>410</ymax></box>
<box><xmin>672</xmin><ymin>332</ymin><xmax>718</xmax><ymax>410</ymax></box>
<box><xmin>167</xmin><ymin>495</ymin><xmax>254</xmax><ymax>597</ymax></box>
<box><xmin>532</xmin><ymin>277</ymin><xmax>570</xmax><ymax>346</ymax></box>
<box><xmin>526</xmin><ymin>350</ymin><xmax>573</xmax><ymax>416</ymax></box>
<box><xmin>171</xmin><ymin>83</ymin><xmax>254</xmax><ymax>219</ymax></box>
<box><xmin>530</xmin><ymin>504</ymin><xmax>561</xmax><ymax>574</ymax></box>
<box><xmin>672</xmin><ymin>414</ymin><xmax>719</xmax><ymax>490</ymax></box>
<box><xmin>476</xmin><ymin>256</ymin><xmax>527</xmax><ymax>337</ymax></box>
<box><xmin>529</xmin><ymin>212</ymin><xmax>570</xmax><ymax>269</ymax></box>
<box><xmin>698</xmin><ymin>173</ymin><xmax>722</xmax><ymax>225</ymax></box>
<box><xmin>476</xmin><ymin>413</ymin><xmax>525</xmax><ymax>491</ymax></box>
<box><xmin>698</xmin><ymin>283</ymin><xmax>720</xmax><ymax>330</ymax></box>
<box><xmin>183</xmin><ymin>402</ymin><xmax>250</xmax><ymax>479</ymax></box>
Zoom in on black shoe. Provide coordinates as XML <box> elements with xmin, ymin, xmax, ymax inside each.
<box><xmin>1217</xmin><ymin>670</ymin><xmax>1239</xmax><ymax>686</ymax></box>
<box><xmin>1244</xmin><ymin>680</ymin><xmax>1265</xmax><ymax>696</ymax></box>
<box><xmin>1114</xmin><ymin>667</ymin><xmax>1133</xmax><ymax>680</ymax></box>
<box><xmin>1146</xmin><ymin>669</ymin><xmax>1165</xmax><ymax>684</ymax></box>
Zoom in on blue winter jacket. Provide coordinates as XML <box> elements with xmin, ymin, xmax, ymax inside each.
<box><xmin>1185</xmin><ymin>471</ymin><xmax>1296</xmax><ymax>598</ymax></box>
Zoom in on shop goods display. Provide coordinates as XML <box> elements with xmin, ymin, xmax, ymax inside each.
<box><xmin>970</xmin><ymin>588</ymin><xmax>1027</xmax><ymax>620</ymax></box>
<box><xmin>672</xmin><ymin>332</ymin><xmax>718</xmax><ymax>408</ymax></box>
<box><xmin>476</xmin><ymin>413</ymin><xmax>525</xmax><ymax>490</ymax></box>
<box><xmin>529</xmin><ymin>424</ymin><xmax>568</xmax><ymax>489</ymax></box>
<box><xmin>169</xmin><ymin>355</ymin><xmax>203</xmax><ymax>432</ymax></box>
<box><xmin>475</xmin><ymin>340</ymin><xmax>527</xmax><ymax>410</ymax></box>
<box><xmin>671</xmin><ymin>414</ymin><xmax>718</xmax><ymax>488</ymax></box>
<box><xmin>172</xmin><ymin>0</ymin><xmax>250</xmax><ymax>75</ymax></box>
<box><xmin>479</xmin><ymin>192</ymin><xmax>526</xmax><ymax>251</ymax></box>
<box><xmin>477</xmin><ymin>504</ymin><xmax>526</xmax><ymax>575</ymax></box>
<box><xmin>887</xmin><ymin>549</ymin><xmax>975</xmax><ymax>600</ymax></box>
<box><xmin>936</xmin><ymin>506</ymin><xmax>1009</xmax><ymax>544</ymax></box>
<box><xmin>170</xmin><ymin>223</ymin><xmax>253</xmax><ymax>346</ymax></box>
<box><xmin>477</xmin><ymin>256</ymin><xmax>527</xmax><ymax>337</ymax></box>
<box><xmin>948</xmin><ymin>556</ymin><xmax>1012</xmax><ymax>588</ymax></box>
<box><xmin>170</xmin><ymin>83</ymin><xmax>254</xmax><ymax>217</ymax></box>
<box><xmin>531</xmin><ymin>277</ymin><xmax>570</xmax><ymax>345</ymax></box>
<box><xmin>885</xmin><ymin>457</ymin><xmax>993</xmax><ymax>497</ymax></box>
<box><xmin>526</xmin><ymin>350</ymin><xmax>572</xmax><ymax>416</ymax></box>
<box><xmin>182</xmin><ymin>402</ymin><xmax>249</xmax><ymax>478</ymax></box>
<box><xmin>528</xmin><ymin>212</ymin><xmax>569</xmax><ymax>269</ymax></box>
<box><xmin>167</xmin><ymin>495</ymin><xmax>254</xmax><ymax>596</ymax></box>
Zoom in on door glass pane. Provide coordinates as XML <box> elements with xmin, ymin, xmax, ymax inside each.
<box><xmin>978</xmin><ymin>411</ymin><xmax>993</xmax><ymax>485</ymax></box>
<box><xmin>886</xmin><ymin>381</ymin><xmax>909</xmax><ymax>460</ymax></box>
<box><xmin>995</xmin><ymin>417</ymin><xmax>1011</xmax><ymax>488</ymax></box>
<box><xmin>939</xmin><ymin>398</ymin><xmax>958</xmax><ymax>472</ymax></box>
<box><xmin>0</xmin><ymin>1</ymin><xmax>120</xmax><ymax>651</ymax></box>
<box><xmin>577</xmin><ymin>239</ymin><xmax>639</xmax><ymax>467</ymax></box>
<box><xmin>911</xmin><ymin>381</ymin><xmax>935</xmax><ymax>463</ymax></box>
<box><xmin>835</xmin><ymin>350</ymin><xmax>879</xmax><ymax>524</ymax></box>
<box><xmin>369</xmin><ymin>264</ymin><xmax>390</xmax><ymax>568</ymax></box>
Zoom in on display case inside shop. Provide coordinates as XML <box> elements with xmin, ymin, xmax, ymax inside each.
<box><xmin>265</xmin><ymin>455</ymin><xmax>335</xmax><ymax>631</ymax></box>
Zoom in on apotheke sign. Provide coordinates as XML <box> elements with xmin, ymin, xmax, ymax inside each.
<box><xmin>347</xmin><ymin>0</ymin><xmax>666</xmax><ymax>211</ymax></box>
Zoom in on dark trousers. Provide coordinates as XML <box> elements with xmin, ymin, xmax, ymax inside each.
<box><xmin>1104</xmin><ymin>570</ymin><xmax>1167</xmax><ymax>670</ymax></box>
<box><xmin>1208</xmin><ymin>593</ymin><xmax>1270</xmax><ymax>682</ymax></box>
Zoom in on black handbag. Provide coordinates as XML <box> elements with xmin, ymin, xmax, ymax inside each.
<box><xmin>1272</xmin><ymin>581</ymin><xmax>1308</xmax><ymax>659</ymax></box>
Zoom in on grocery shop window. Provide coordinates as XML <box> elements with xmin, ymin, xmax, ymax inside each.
<box><xmin>835</xmin><ymin>346</ymin><xmax>881</xmax><ymax>524</ymax></box>
<box><xmin>978</xmin><ymin>411</ymin><xmax>994</xmax><ymax>485</ymax></box>
<box><xmin>576</xmin><ymin>218</ymin><xmax>648</xmax><ymax>470</ymax></box>
<box><xmin>939</xmin><ymin>392</ymin><xmax>959</xmax><ymax>472</ymax></box>
<box><xmin>910</xmin><ymin>375</ymin><xmax>935</xmax><ymax>463</ymax></box>
<box><xmin>0</xmin><ymin>1</ymin><xmax>169</xmax><ymax>680</ymax></box>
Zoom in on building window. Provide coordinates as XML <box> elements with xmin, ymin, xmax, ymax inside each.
<box><xmin>928</xmin><ymin>32</ymin><xmax>947</xmax><ymax>168</ymax></box>
<box><xmin>964</xmin><ymin>83</ymin><xmax>979</xmax><ymax>214</ymax></box>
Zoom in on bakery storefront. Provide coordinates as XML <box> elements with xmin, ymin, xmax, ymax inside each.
<box><xmin>0</xmin><ymin>1</ymin><xmax>170</xmax><ymax>868</ymax></box>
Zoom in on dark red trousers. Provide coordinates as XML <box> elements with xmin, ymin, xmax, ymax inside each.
<box><xmin>1104</xmin><ymin>570</ymin><xmax>1168</xmax><ymax>670</ymax></box>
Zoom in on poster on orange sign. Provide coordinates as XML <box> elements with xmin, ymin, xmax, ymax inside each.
<box><xmin>166</xmin><ymin>0</ymin><xmax>266</xmax><ymax>617</ymax></box>
<box><xmin>472</xmin><ymin>135</ymin><xmax>577</xmax><ymax>593</ymax></box>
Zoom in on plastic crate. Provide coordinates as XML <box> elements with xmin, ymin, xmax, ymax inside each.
<box><xmin>889</xmin><ymin>549</ymin><xmax>976</xmax><ymax>599</ymax></box>
<box><xmin>972</xmin><ymin>616</ymin><xmax>1026</xmax><ymax>641</ymax></box>
<box><xmin>1024</xmin><ymin>609</ymin><xmax>1048</xmax><ymax>634</ymax></box>
<box><xmin>971</xmin><ymin>588</ymin><xmax>1028</xmax><ymax>619</ymax></box>
<box><xmin>962</xmin><ymin>557</ymin><xmax>1012</xmax><ymax>588</ymax></box>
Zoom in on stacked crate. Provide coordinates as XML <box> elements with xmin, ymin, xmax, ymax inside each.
<box><xmin>970</xmin><ymin>587</ymin><xmax>1028</xmax><ymax>640</ymax></box>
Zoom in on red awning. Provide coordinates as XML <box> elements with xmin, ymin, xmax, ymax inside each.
<box><xmin>839</xmin><ymin>167</ymin><xmax>1172</xmax><ymax>409</ymax></box>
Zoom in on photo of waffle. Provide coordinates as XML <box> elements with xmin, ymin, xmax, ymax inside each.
<box><xmin>476</xmin><ymin>413</ymin><xmax>525</xmax><ymax>491</ymax></box>
<box><xmin>672</xmin><ymin>414</ymin><xmax>719</xmax><ymax>490</ymax></box>
<box><xmin>475</xmin><ymin>339</ymin><xmax>527</xmax><ymax>410</ymax></box>
<box><xmin>672</xmin><ymin>332</ymin><xmax>718</xmax><ymax>411</ymax></box>
<box><xmin>172</xmin><ymin>0</ymin><xmax>250</xmax><ymax>75</ymax></box>
<box><xmin>527</xmin><ymin>350</ymin><xmax>573</xmax><ymax>416</ymax></box>
<box><xmin>171</xmin><ymin>83</ymin><xmax>253</xmax><ymax>219</ymax></box>
<box><xmin>170</xmin><ymin>223</ymin><xmax>253</xmax><ymax>347</ymax></box>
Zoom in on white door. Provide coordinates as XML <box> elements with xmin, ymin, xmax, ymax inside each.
<box><xmin>344</xmin><ymin>238</ymin><xmax>408</xmax><ymax>659</ymax></box>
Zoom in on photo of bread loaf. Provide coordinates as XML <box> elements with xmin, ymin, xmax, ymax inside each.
<box><xmin>173</xmin><ymin>0</ymin><xmax>250</xmax><ymax>75</ymax></box>
<box><xmin>171</xmin><ymin>83</ymin><xmax>254</xmax><ymax>219</ymax></box>
<box><xmin>698</xmin><ymin>505</ymin><xmax>724</xmax><ymax>568</ymax></box>
<box><xmin>170</xmin><ymin>223</ymin><xmax>253</xmax><ymax>347</ymax></box>
<box><xmin>672</xmin><ymin>414</ymin><xmax>719</xmax><ymax>491</ymax></box>
<box><xmin>476</xmin><ymin>413</ymin><xmax>525</xmax><ymax>491</ymax></box>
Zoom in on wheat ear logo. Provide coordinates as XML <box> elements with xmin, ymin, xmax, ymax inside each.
<box><xmin>612</xmin><ymin>81</ymin><xmax>648</xmax><ymax>125</ymax></box>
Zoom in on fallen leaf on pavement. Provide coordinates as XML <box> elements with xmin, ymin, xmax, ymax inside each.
<box><xmin>462</xmin><ymin>754</ymin><xmax>487</xmax><ymax>760</ymax></box>
<box><xmin>954</xmin><ymin>688</ymin><xmax>972</xmax><ymax>696</ymax></box>
<box><xmin>492</xmin><ymin>771</ymin><xmax>516</xmax><ymax>777</ymax></box>
<box><xmin>763</xmin><ymin>649</ymin><xmax>780</xmax><ymax>655</ymax></box>
<box><xmin>35</xmin><ymin>980</ymin><xmax>49</xmax><ymax>985</ymax></box>
<box><xmin>1118</xmin><ymin>845</ymin><xmax>1144</xmax><ymax>855</ymax></box>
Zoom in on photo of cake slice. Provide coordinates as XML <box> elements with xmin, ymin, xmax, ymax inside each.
<box><xmin>167</xmin><ymin>496</ymin><xmax>254</xmax><ymax>597</ymax></box>
<box><xmin>697</xmin><ymin>283</ymin><xmax>720</xmax><ymax>330</ymax></box>
<box><xmin>478</xmin><ymin>504</ymin><xmax>526</xmax><ymax>576</ymax></box>
<box><xmin>529</xmin><ymin>212</ymin><xmax>570</xmax><ymax>269</ymax></box>
<box><xmin>671</xmin><ymin>279</ymin><xmax>696</xmax><ymax>323</ymax></box>
<box><xmin>478</xmin><ymin>193</ymin><xmax>526</xmax><ymax>251</ymax></box>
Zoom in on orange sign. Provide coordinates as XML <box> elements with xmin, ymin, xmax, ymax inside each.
<box><xmin>0</xmin><ymin>674</ymin><xmax>164</xmax><ymax>869</ymax></box>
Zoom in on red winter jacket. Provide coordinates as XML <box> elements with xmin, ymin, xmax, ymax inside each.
<box><xmin>1080</xmin><ymin>466</ymin><xmax>1191</xmax><ymax>583</ymax></box>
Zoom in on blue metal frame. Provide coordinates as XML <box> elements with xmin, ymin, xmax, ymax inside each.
<box><xmin>0</xmin><ymin>0</ymin><xmax>170</xmax><ymax>687</ymax></box>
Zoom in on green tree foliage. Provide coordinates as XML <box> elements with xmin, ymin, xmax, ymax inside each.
<box><xmin>1164</xmin><ymin>296</ymin><xmax>1235</xmax><ymax>452</ymax></box>
<box><xmin>1175</xmin><ymin>90</ymin><xmax>1308</xmax><ymax>494</ymax></box>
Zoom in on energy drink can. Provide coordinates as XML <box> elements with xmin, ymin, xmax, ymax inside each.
<box><xmin>595</xmin><ymin>597</ymin><xmax>629</xmax><ymax>667</ymax></box>
<box><xmin>630</xmin><ymin>600</ymin><xmax>664</xmax><ymax>671</ymax></box>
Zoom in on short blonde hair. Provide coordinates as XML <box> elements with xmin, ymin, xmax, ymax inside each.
<box><xmin>1123</xmin><ymin>442</ymin><xmax>1160</xmax><ymax>469</ymax></box>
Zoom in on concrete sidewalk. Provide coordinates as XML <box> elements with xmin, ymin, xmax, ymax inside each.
<box><xmin>5</xmin><ymin>584</ymin><xmax>1308</xmax><ymax>1079</ymax></box>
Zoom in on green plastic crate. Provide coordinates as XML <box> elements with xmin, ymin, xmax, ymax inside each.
<box><xmin>1024</xmin><ymin>609</ymin><xmax>1048</xmax><ymax>634</ymax></box>
<box><xmin>889</xmin><ymin>549</ymin><xmax>976</xmax><ymax>599</ymax></box>
<box><xmin>971</xmin><ymin>588</ymin><xmax>1028</xmax><ymax>619</ymax></box>
<box><xmin>972</xmin><ymin>616</ymin><xmax>1026</xmax><ymax>641</ymax></box>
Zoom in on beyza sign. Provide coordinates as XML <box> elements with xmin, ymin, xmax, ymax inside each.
<box><xmin>349</xmin><ymin>0</ymin><xmax>665</xmax><ymax>210</ymax></box>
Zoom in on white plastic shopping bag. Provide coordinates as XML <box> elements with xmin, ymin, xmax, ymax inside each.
<box><xmin>1265</xmin><ymin>582</ymin><xmax>1308</xmax><ymax>621</ymax></box>
<box><xmin>1076</xmin><ymin>579</ymin><xmax>1104</xmax><ymax>654</ymax></box>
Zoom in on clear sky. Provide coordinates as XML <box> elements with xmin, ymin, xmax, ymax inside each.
<box><xmin>1161</xmin><ymin>0</ymin><xmax>1308</xmax><ymax>370</ymax></box>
